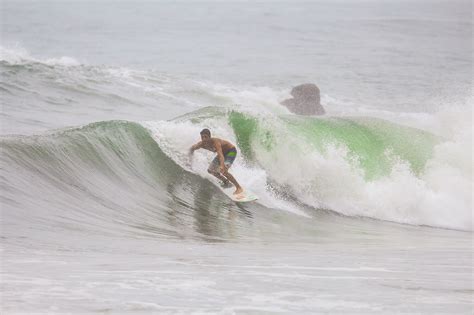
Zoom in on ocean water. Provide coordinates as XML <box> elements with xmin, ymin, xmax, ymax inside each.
<box><xmin>1</xmin><ymin>0</ymin><xmax>473</xmax><ymax>314</ymax></box>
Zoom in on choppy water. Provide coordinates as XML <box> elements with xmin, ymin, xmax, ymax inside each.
<box><xmin>1</xmin><ymin>0</ymin><xmax>473</xmax><ymax>313</ymax></box>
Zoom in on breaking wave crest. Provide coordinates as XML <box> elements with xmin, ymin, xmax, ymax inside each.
<box><xmin>1</xmin><ymin>106</ymin><xmax>472</xmax><ymax>233</ymax></box>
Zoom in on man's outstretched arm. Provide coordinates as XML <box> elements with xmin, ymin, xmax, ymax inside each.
<box><xmin>189</xmin><ymin>141</ymin><xmax>203</xmax><ymax>154</ymax></box>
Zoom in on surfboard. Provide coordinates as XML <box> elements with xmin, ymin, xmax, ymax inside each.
<box><xmin>220</xmin><ymin>185</ymin><xmax>258</xmax><ymax>203</ymax></box>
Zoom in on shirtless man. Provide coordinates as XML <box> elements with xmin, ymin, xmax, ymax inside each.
<box><xmin>189</xmin><ymin>128</ymin><xmax>243</xmax><ymax>195</ymax></box>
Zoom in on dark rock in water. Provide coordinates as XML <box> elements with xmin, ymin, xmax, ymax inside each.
<box><xmin>281</xmin><ymin>83</ymin><xmax>326</xmax><ymax>115</ymax></box>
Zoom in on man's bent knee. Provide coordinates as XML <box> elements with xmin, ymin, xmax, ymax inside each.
<box><xmin>208</xmin><ymin>168</ymin><xmax>219</xmax><ymax>176</ymax></box>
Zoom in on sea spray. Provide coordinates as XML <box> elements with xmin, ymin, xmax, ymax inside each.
<box><xmin>146</xmin><ymin>107</ymin><xmax>472</xmax><ymax>230</ymax></box>
<box><xmin>1</xmin><ymin>106</ymin><xmax>470</xmax><ymax>230</ymax></box>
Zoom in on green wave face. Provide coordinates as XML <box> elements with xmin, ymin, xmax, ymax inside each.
<box><xmin>228</xmin><ymin>111</ymin><xmax>259</xmax><ymax>161</ymax></box>
<box><xmin>1</xmin><ymin>120</ymin><xmax>185</xmax><ymax>190</ymax></box>
<box><xmin>2</xmin><ymin>119</ymin><xmax>256</xmax><ymax>240</ymax></box>
<box><xmin>228</xmin><ymin>111</ymin><xmax>440</xmax><ymax>180</ymax></box>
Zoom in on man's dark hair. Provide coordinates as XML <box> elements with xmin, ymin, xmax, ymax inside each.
<box><xmin>200</xmin><ymin>128</ymin><xmax>211</xmax><ymax>137</ymax></box>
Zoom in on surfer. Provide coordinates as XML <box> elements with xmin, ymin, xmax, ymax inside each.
<box><xmin>189</xmin><ymin>128</ymin><xmax>243</xmax><ymax>195</ymax></box>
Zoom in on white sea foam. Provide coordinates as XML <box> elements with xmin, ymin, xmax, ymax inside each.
<box><xmin>254</xmin><ymin>106</ymin><xmax>472</xmax><ymax>230</ymax></box>
<box><xmin>0</xmin><ymin>45</ymin><xmax>81</xmax><ymax>67</ymax></box>
<box><xmin>144</xmin><ymin>101</ymin><xmax>472</xmax><ymax>230</ymax></box>
<box><xmin>179</xmin><ymin>83</ymin><xmax>472</xmax><ymax>230</ymax></box>
<box><xmin>193</xmin><ymin>81</ymin><xmax>292</xmax><ymax>115</ymax></box>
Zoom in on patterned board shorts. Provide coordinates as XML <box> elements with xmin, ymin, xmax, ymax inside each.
<box><xmin>209</xmin><ymin>147</ymin><xmax>237</xmax><ymax>170</ymax></box>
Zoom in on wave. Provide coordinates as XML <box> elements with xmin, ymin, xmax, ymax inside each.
<box><xmin>146</xmin><ymin>107</ymin><xmax>472</xmax><ymax>231</ymax></box>
<box><xmin>0</xmin><ymin>46</ymin><xmax>237</xmax><ymax>135</ymax></box>
<box><xmin>2</xmin><ymin>106</ymin><xmax>471</xmax><ymax>233</ymax></box>
<box><xmin>0</xmin><ymin>45</ymin><xmax>81</xmax><ymax>67</ymax></box>
<box><xmin>1</xmin><ymin>120</ymin><xmax>236</xmax><ymax>241</ymax></box>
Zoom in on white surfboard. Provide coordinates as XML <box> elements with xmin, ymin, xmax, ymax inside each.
<box><xmin>220</xmin><ymin>185</ymin><xmax>258</xmax><ymax>203</ymax></box>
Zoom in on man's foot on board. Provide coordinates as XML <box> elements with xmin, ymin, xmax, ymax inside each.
<box><xmin>233</xmin><ymin>187</ymin><xmax>244</xmax><ymax>195</ymax></box>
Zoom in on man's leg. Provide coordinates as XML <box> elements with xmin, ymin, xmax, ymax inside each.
<box><xmin>208</xmin><ymin>169</ymin><xmax>229</xmax><ymax>183</ymax></box>
<box><xmin>208</xmin><ymin>161</ymin><xmax>230</xmax><ymax>185</ymax></box>
<box><xmin>221</xmin><ymin>168</ymin><xmax>243</xmax><ymax>195</ymax></box>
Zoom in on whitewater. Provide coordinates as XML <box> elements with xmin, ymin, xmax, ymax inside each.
<box><xmin>1</xmin><ymin>0</ymin><xmax>472</xmax><ymax>314</ymax></box>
